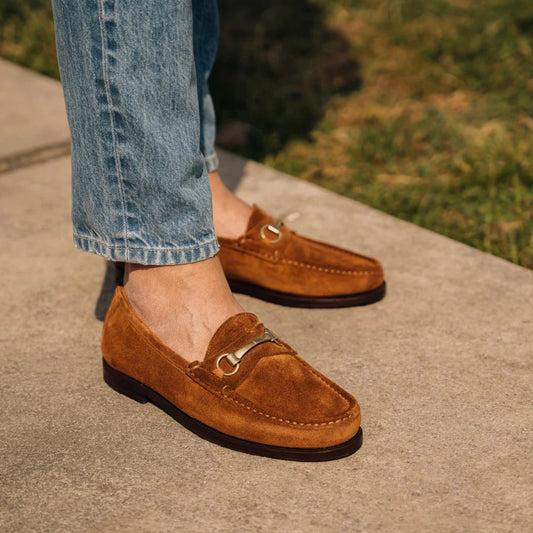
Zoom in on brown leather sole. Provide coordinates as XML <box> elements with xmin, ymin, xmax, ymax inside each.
<box><xmin>103</xmin><ymin>358</ymin><xmax>363</xmax><ymax>461</ymax></box>
<box><xmin>227</xmin><ymin>279</ymin><xmax>387</xmax><ymax>308</ymax></box>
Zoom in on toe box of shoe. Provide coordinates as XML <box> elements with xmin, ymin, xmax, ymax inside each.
<box><xmin>229</xmin><ymin>353</ymin><xmax>361</xmax><ymax>448</ymax></box>
<box><xmin>280</xmin><ymin>234</ymin><xmax>385</xmax><ymax>296</ymax></box>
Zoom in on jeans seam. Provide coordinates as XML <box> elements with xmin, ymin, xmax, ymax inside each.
<box><xmin>97</xmin><ymin>0</ymin><xmax>129</xmax><ymax>261</ymax></box>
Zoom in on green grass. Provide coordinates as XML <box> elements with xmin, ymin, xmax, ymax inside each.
<box><xmin>264</xmin><ymin>0</ymin><xmax>533</xmax><ymax>268</ymax></box>
<box><xmin>1</xmin><ymin>0</ymin><xmax>532</xmax><ymax>267</ymax></box>
<box><xmin>0</xmin><ymin>1</ymin><xmax>57</xmax><ymax>77</ymax></box>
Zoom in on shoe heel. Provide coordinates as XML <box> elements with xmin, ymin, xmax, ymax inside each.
<box><xmin>103</xmin><ymin>358</ymin><xmax>149</xmax><ymax>404</ymax></box>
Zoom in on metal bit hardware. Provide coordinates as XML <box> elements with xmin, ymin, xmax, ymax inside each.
<box><xmin>216</xmin><ymin>328</ymin><xmax>281</xmax><ymax>376</ymax></box>
<box><xmin>260</xmin><ymin>221</ymin><xmax>284</xmax><ymax>243</ymax></box>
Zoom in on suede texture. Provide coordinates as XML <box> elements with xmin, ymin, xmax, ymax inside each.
<box><xmin>102</xmin><ymin>287</ymin><xmax>361</xmax><ymax>448</ymax></box>
<box><xmin>218</xmin><ymin>206</ymin><xmax>384</xmax><ymax>297</ymax></box>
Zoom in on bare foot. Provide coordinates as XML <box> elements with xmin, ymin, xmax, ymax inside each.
<box><xmin>122</xmin><ymin>171</ymin><xmax>251</xmax><ymax>361</ymax></box>
<box><xmin>209</xmin><ymin>170</ymin><xmax>251</xmax><ymax>239</ymax></box>
<box><xmin>123</xmin><ymin>257</ymin><xmax>244</xmax><ymax>362</ymax></box>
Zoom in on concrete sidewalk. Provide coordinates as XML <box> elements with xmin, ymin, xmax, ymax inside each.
<box><xmin>1</xmin><ymin>59</ymin><xmax>532</xmax><ymax>532</ymax></box>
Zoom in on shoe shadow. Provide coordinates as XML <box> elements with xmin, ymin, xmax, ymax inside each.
<box><xmin>94</xmin><ymin>261</ymin><xmax>123</xmax><ymax>321</ymax></box>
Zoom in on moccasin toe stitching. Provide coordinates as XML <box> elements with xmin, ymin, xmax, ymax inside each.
<box><xmin>102</xmin><ymin>287</ymin><xmax>362</xmax><ymax>455</ymax></box>
<box><xmin>233</xmin><ymin>354</ymin><xmax>354</xmax><ymax>424</ymax></box>
<box><xmin>218</xmin><ymin>205</ymin><xmax>386</xmax><ymax>305</ymax></box>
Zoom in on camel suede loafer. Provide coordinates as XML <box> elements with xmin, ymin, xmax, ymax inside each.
<box><xmin>102</xmin><ymin>287</ymin><xmax>362</xmax><ymax>461</ymax></box>
<box><xmin>218</xmin><ymin>205</ymin><xmax>386</xmax><ymax>308</ymax></box>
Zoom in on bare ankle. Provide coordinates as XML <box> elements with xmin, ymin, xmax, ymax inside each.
<box><xmin>208</xmin><ymin>171</ymin><xmax>251</xmax><ymax>239</ymax></box>
<box><xmin>122</xmin><ymin>258</ymin><xmax>243</xmax><ymax>361</ymax></box>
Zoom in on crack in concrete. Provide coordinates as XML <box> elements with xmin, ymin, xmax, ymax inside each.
<box><xmin>0</xmin><ymin>140</ymin><xmax>71</xmax><ymax>174</ymax></box>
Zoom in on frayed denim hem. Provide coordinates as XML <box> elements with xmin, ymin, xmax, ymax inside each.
<box><xmin>73</xmin><ymin>233</ymin><xmax>220</xmax><ymax>265</ymax></box>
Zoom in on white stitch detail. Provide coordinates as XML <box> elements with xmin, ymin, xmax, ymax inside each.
<box><xmin>230</xmin><ymin>245</ymin><xmax>380</xmax><ymax>276</ymax></box>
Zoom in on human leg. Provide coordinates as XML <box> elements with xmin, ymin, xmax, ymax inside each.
<box><xmin>52</xmin><ymin>0</ymin><xmax>362</xmax><ymax>459</ymax></box>
<box><xmin>53</xmin><ymin>0</ymin><xmax>217</xmax><ymax>264</ymax></box>
<box><xmin>190</xmin><ymin>1</ymin><xmax>385</xmax><ymax>304</ymax></box>
<box><xmin>190</xmin><ymin>0</ymin><xmax>252</xmax><ymax>238</ymax></box>
<box><xmin>52</xmin><ymin>0</ymin><xmax>244</xmax><ymax>359</ymax></box>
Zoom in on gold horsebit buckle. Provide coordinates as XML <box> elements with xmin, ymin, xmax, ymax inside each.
<box><xmin>216</xmin><ymin>328</ymin><xmax>282</xmax><ymax>376</ymax></box>
<box><xmin>260</xmin><ymin>220</ymin><xmax>284</xmax><ymax>243</ymax></box>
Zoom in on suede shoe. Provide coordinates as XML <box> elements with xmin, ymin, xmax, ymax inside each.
<box><xmin>102</xmin><ymin>287</ymin><xmax>362</xmax><ymax>461</ymax></box>
<box><xmin>218</xmin><ymin>205</ymin><xmax>386</xmax><ymax>308</ymax></box>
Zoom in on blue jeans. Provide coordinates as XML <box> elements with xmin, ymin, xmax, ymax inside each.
<box><xmin>52</xmin><ymin>0</ymin><xmax>220</xmax><ymax>264</ymax></box>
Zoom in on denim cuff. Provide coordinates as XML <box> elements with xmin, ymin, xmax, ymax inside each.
<box><xmin>73</xmin><ymin>233</ymin><xmax>220</xmax><ymax>265</ymax></box>
<box><xmin>204</xmin><ymin>151</ymin><xmax>219</xmax><ymax>173</ymax></box>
